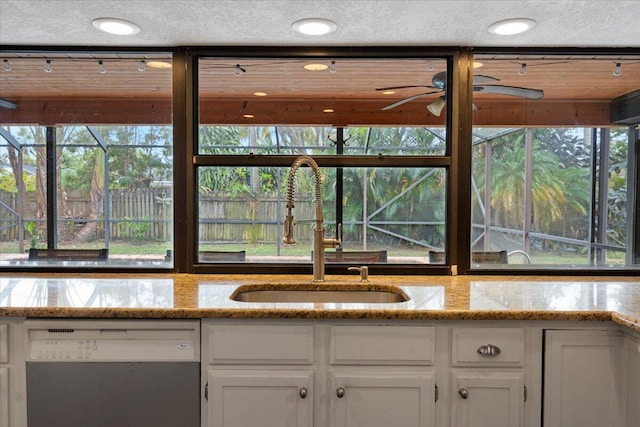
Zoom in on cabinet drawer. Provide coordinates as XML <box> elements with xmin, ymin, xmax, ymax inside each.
<box><xmin>330</xmin><ymin>325</ymin><xmax>435</xmax><ymax>365</ymax></box>
<box><xmin>0</xmin><ymin>325</ymin><xmax>7</xmax><ymax>364</ymax></box>
<box><xmin>206</xmin><ymin>324</ymin><xmax>314</xmax><ymax>365</ymax></box>
<box><xmin>451</xmin><ymin>328</ymin><xmax>524</xmax><ymax>367</ymax></box>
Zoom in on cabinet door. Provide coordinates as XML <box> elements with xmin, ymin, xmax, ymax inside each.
<box><xmin>544</xmin><ymin>330</ymin><xmax>624</xmax><ymax>427</ymax></box>
<box><xmin>451</xmin><ymin>372</ymin><xmax>524</xmax><ymax>427</ymax></box>
<box><xmin>0</xmin><ymin>367</ymin><xmax>7</xmax><ymax>427</ymax></box>
<box><xmin>625</xmin><ymin>336</ymin><xmax>640</xmax><ymax>427</ymax></box>
<box><xmin>330</xmin><ymin>371</ymin><xmax>435</xmax><ymax>427</ymax></box>
<box><xmin>207</xmin><ymin>370</ymin><xmax>313</xmax><ymax>427</ymax></box>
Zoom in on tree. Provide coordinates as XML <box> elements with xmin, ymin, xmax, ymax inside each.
<box><xmin>74</xmin><ymin>148</ymin><xmax>105</xmax><ymax>242</ymax></box>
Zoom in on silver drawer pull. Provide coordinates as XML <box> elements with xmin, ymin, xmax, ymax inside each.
<box><xmin>477</xmin><ymin>344</ymin><xmax>501</xmax><ymax>356</ymax></box>
<box><xmin>299</xmin><ymin>387</ymin><xmax>308</xmax><ymax>399</ymax></box>
<box><xmin>458</xmin><ymin>388</ymin><xmax>469</xmax><ymax>399</ymax></box>
<box><xmin>336</xmin><ymin>387</ymin><xmax>345</xmax><ymax>398</ymax></box>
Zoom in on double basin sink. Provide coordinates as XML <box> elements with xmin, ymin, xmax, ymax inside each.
<box><xmin>230</xmin><ymin>283</ymin><xmax>410</xmax><ymax>304</ymax></box>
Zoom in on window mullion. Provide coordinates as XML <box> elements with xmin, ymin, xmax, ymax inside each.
<box><xmin>46</xmin><ymin>126</ymin><xmax>57</xmax><ymax>249</ymax></box>
<box><xmin>335</xmin><ymin>128</ymin><xmax>345</xmax><ymax>242</ymax></box>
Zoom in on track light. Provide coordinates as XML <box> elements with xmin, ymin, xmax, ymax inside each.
<box><xmin>138</xmin><ymin>60</ymin><xmax>146</xmax><ymax>72</ymax></box>
<box><xmin>98</xmin><ymin>60</ymin><xmax>106</xmax><ymax>74</ymax></box>
<box><xmin>234</xmin><ymin>64</ymin><xmax>246</xmax><ymax>76</ymax></box>
<box><xmin>613</xmin><ymin>62</ymin><xmax>622</xmax><ymax>77</ymax></box>
<box><xmin>518</xmin><ymin>63</ymin><xmax>527</xmax><ymax>75</ymax></box>
<box><xmin>329</xmin><ymin>60</ymin><xmax>336</xmax><ymax>73</ymax></box>
<box><xmin>44</xmin><ymin>59</ymin><xmax>52</xmax><ymax>73</ymax></box>
<box><xmin>2</xmin><ymin>60</ymin><xmax>10</xmax><ymax>71</ymax></box>
<box><xmin>0</xmin><ymin>98</ymin><xmax>17</xmax><ymax>109</ymax></box>
<box><xmin>427</xmin><ymin>96</ymin><xmax>446</xmax><ymax>116</ymax></box>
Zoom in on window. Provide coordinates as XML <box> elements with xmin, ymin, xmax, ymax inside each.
<box><xmin>0</xmin><ymin>53</ymin><xmax>174</xmax><ymax>268</ymax></box>
<box><xmin>471</xmin><ymin>54</ymin><xmax>640</xmax><ymax>270</ymax></box>
<box><xmin>4</xmin><ymin>48</ymin><xmax>639</xmax><ymax>274</ymax></box>
<box><xmin>195</xmin><ymin>57</ymin><xmax>450</xmax><ymax>270</ymax></box>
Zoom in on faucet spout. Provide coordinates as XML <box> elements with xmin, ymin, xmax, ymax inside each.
<box><xmin>283</xmin><ymin>155</ymin><xmax>341</xmax><ymax>282</ymax></box>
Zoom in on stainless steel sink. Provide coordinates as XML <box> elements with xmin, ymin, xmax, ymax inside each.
<box><xmin>230</xmin><ymin>284</ymin><xmax>410</xmax><ymax>304</ymax></box>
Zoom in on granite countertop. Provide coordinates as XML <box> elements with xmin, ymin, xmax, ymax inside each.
<box><xmin>0</xmin><ymin>274</ymin><xmax>638</xmax><ymax>332</ymax></box>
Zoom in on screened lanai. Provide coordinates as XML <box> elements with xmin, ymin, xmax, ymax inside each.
<box><xmin>1</xmin><ymin>50</ymin><xmax>639</xmax><ymax>271</ymax></box>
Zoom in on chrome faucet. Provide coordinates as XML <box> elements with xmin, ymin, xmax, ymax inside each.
<box><xmin>283</xmin><ymin>155</ymin><xmax>341</xmax><ymax>282</ymax></box>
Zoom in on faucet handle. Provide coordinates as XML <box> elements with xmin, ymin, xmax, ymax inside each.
<box><xmin>283</xmin><ymin>214</ymin><xmax>296</xmax><ymax>244</ymax></box>
<box><xmin>348</xmin><ymin>266</ymin><xmax>369</xmax><ymax>282</ymax></box>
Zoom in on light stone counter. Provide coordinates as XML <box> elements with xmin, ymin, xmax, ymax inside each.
<box><xmin>0</xmin><ymin>274</ymin><xmax>638</xmax><ymax>331</ymax></box>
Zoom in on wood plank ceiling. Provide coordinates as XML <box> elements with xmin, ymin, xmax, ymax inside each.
<box><xmin>1</xmin><ymin>53</ymin><xmax>639</xmax><ymax>127</ymax></box>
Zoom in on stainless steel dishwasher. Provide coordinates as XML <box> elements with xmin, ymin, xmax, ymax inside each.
<box><xmin>25</xmin><ymin>319</ymin><xmax>200</xmax><ymax>427</ymax></box>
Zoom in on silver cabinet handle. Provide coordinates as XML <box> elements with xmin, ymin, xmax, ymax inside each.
<box><xmin>299</xmin><ymin>387</ymin><xmax>308</xmax><ymax>399</ymax></box>
<box><xmin>336</xmin><ymin>387</ymin><xmax>345</xmax><ymax>398</ymax></box>
<box><xmin>458</xmin><ymin>388</ymin><xmax>469</xmax><ymax>399</ymax></box>
<box><xmin>477</xmin><ymin>343</ymin><xmax>501</xmax><ymax>356</ymax></box>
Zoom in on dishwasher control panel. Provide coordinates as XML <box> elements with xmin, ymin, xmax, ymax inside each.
<box><xmin>25</xmin><ymin>320</ymin><xmax>200</xmax><ymax>362</ymax></box>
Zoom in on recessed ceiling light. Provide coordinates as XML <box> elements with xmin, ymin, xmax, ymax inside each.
<box><xmin>92</xmin><ymin>18</ymin><xmax>141</xmax><ymax>36</ymax></box>
<box><xmin>488</xmin><ymin>18</ymin><xmax>536</xmax><ymax>36</ymax></box>
<box><xmin>292</xmin><ymin>18</ymin><xmax>337</xmax><ymax>36</ymax></box>
<box><xmin>473</xmin><ymin>61</ymin><xmax>484</xmax><ymax>68</ymax></box>
<box><xmin>253</xmin><ymin>92</ymin><xmax>268</xmax><ymax>97</ymax></box>
<box><xmin>382</xmin><ymin>91</ymin><xmax>396</xmax><ymax>95</ymax></box>
<box><xmin>323</xmin><ymin>109</ymin><xmax>335</xmax><ymax>113</ymax></box>
<box><xmin>147</xmin><ymin>61</ymin><xmax>172</xmax><ymax>69</ymax></box>
<box><xmin>304</xmin><ymin>63</ymin><xmax>329</xmax><ymax>71</ymax></box>
<box><xmin>243</xmin><ymin>114</ymin><xmax>255</xmax><ymax>118</ymax></box>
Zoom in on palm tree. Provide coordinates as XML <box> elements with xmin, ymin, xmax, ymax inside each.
<box><xmin>75</xmin><ymin>148</ymin><xmax>104</xmax><ymax>242</ymax></box>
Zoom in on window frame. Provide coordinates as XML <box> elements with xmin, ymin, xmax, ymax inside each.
<box><xmin>468</xmin><ymin>47</ymin><xmax>640</xmax><ymax>275</ymax></box>
<box><xmin>189</xmin><ymin>48</ymin><xmax>462</xmax><ymax>275</ymax></box>
<box><xmin>0</xmin><ymin>47</ymin><xmax>176</xmax><ymax>273</ymax></box>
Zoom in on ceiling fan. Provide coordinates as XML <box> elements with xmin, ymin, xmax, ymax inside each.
<box><xmin>377</xmin><ymin>71</ymin><xmax>544</xmax><ymax>116</ymax></box>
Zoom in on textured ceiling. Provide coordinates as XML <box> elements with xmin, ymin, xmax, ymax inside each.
<box><xmin>1</xmin><ymin>0</ymin><xmax>639</xmax><ymax>47</ymax></box>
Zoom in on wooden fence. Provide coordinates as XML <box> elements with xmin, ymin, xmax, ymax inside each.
<box><xmin>0</xmin><ymin>189</ymin><xmax>315</xmax><ymax>243</ymax></box>
<box><xmin>198</xmin><ymin>192</ymin><xmax>315</xmax><ymax>243</ymax></box>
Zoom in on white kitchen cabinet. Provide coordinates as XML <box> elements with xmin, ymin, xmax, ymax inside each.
<box><xmin>328</xmin><ymin>325</ymin><xmax>438</xmax><ymax>427</ymax></box>
<box><xmin>450</xmin><ymin>328</ymin><xmax>529</xmax><ymax>427</ymax></box>
<box><xmin>0</xmin><ymin>367</ymin><xmax>7</xmax><ymax>427</ymax></box>
<box><xmin>0</xmin><ymin>325</ymin><xmax>7</xmax><ymax>427</ymax></box>
<box><xmin>330</xmin><ymin>372</ymin><xmax>436</xmax><ymax>427</ymax></box>
<box><xmin>451</xmin><ymin>372</ymin><xmax>524</xmax><ymax>427</ymax></box>
<box><xmin>201</xmin><ymin>320</ymin><xmax>640</xmax><ymax>427</ymax></box>
<box><xmin>0</xmin><ymin>320</ymin><xmax>27</xmax><ymax>427</ymax></box>
<box><xmin>207</xmin><ymin>369</ymin><xmax>313</xmax><ymax>427</ymax></box>
<box><xmin>623</xmin><ymin>333</ymin><xmax>640</xmax><ymax>427</ymax></box>
<box><xmin>544</xmin><ymin>329</ymin><xmax>625</xmax><ymax>427</ymax></box>
<box><xmin>202</xmin><ymin>321</ymin><xmax>438</xmax><ymax>427</ymax></box>
<box><xmin>202</xmin><ymin>323</ymin><xmax>315</xmax><ymax>427</ymax></box>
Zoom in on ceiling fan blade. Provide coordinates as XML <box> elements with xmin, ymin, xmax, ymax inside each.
<box><xmin>0</xmin><ymin>98</ymin><xmax>17</xmax><ymax>110</ymax></box>
<box><xmin>473</xmin><ymin>75</ymin><xmax>500</xmax><ymax>84</ymax></box>
<box><xmin>376</xmin><ymin>84</ymin><xmax>437</xmax><ymax>91</ymax></box>
<box><xmin>381</xmin><ymin>90</ymin><xmax>442</xmax><ymax>110</ymax></box>
<box><xmin>474</xmin><ymin>85</ymin><xmax>544</xmax><ymax>99</ymax></box>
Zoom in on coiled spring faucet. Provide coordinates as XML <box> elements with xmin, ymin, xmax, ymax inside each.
<box><xmin>283</xmin><ymin>155</ymin><xmax>341</xmax><ymax>282</ymax></box>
